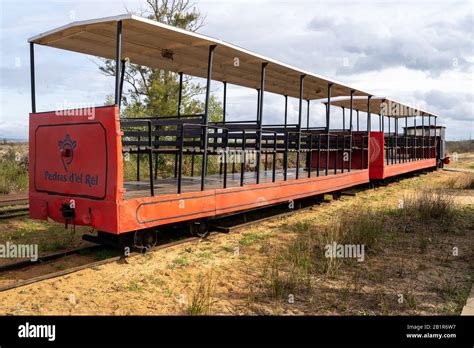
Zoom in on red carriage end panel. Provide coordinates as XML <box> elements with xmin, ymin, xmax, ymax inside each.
<box><xmin>29</xmin><ymin>106</ymin><xmax>123</xmax><ymax>233</ymax></box>
<box><xmin>368</xmin><ymin>131</ymin><xmax>384</xmax><ymax>179</ymax></box>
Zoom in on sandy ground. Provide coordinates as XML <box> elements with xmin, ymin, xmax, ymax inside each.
<box><xmin>0</xmin><ymin>168</ymin><xmax>472</xmax><ymax>315</ymax></box>
<box><xmin>447</xmin><ymin>152</ymin><xmax>474</xmax><ymax>170</ymax></box>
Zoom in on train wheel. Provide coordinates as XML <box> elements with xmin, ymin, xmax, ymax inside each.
<box><xmin>189</xmin><ymin>220</ymin><xmax>210</xmax><ymax>238</ymax></box>
<box><xmin>332</xmin><ymin>191</ymin><xmax>342</xmax><ymax>200</ymax></box>
<box><xmin>133</xmin><ymin>229</ymin><xmax>157</xmax><ymax>250</ymax></box>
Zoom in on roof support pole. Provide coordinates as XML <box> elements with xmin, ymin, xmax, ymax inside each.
<box><xmin>395</xmin><ymin>117</ymin><xmax>399</xmax><ymax>164</ymax></box>
<box><xmin>174</xmin><ymin>71</ymin><xmax>184</xmax><ymax>179</ymax></box>
<box><xmin>200</xmin><ymin>44</ymin><xmax>216</xmax><ymax>191</ymax></box>
<box><xmin>366</xmin><ymin>96</ymin><xmax>372</xmax><ymax>170</ymax></box>
<box><xmin>413</xmin><ymin>114</ymin><xmax>417</xmax><ymax>161</ymax></box>
<box><xmin>367</xmin><ymin>95</ymin><xmax>372</xmax><ymax>132</ymax></box>
<box><xmin>222</xmin><ymin>81</ymin><xmax>227</xmax><ymax>123</ymax></box>
<box><xmin>357</xmin><ymin>110</ymin><xmax>360</xmax><ymax>131</ymax></box>
<box><xmin>307</xmin><ymin>100</ymin><xmax>310</xmax><ymax>130</ymax></box>
<box><xmin>255</xmin><ymin>88</ymin><xmax>260</xmax><ymax>172</ymax></box>
<box><xmin>219</xmin><ymin>81</ymin><xmax>227</xmax><ymax>175</ymax></box>
<box><xmin>306</xmin><ymin>99</ymin><xmax>311</xmax><ymax>176</ymax></box>
<box><xmin>256</xmin><ymin>89</ymin><xmax>260</xmax><ymax>122</ymax></box>
<box><xmin>283</xmin><ymin>95</ymin><xmax>288</xmax><ymax>180</ymax></box>
<box><xmin>388</xmin><ymin>116</ymin><xmax>391</xmax><ymax>165</ymax></box>
<box><xmin>434</xmin><ymin>116</ymin><xmax>437</xmax><ymax>161</ymax></box>
<box><xmin>348</xmin><ymin>90</ymin><xmax>354</xmax><ymax>172</ymax></box>
<box><xmin>296</xmin><ymin>74</ymin><xmax>305</xmax><ymax>179</ymax></box>
<box><xmin>405</xmin><ymin>116</ymin><xmax>408</xmax><ymax>163</ymax></box>
<box><xmin>114</xmin><ymin>20</ymin><xmax>122</xmax><ymax>106</ymax></box>
<box><xmin>177</xmin><ymin>72</ymin><xmax>184</xmax><ymax>115</ymax></box>
<box><xmin>342</xmin><ymin>107</ymin><xmax>345</xmax><ymax>130</ymax></box>
<box><xmin>422</xmin><ymin>114</ymin><xmax>425</xmax><ymax>159</ymax></box>
<box><xmin>341</xmin><ymin>107</ymin><xmax>345</xmax><ymax>173</ymax></box>
<box><xmin>256</xmin><ymin>62</ymin><xmax>267</xmax><ymax>184</ymax></box>
<box><xmin>381</xmin><ymin>99</ymin><xmax>386</xmax><ymax>133</ymax></box>
<box><xmin>29</xmin><ymin>42</ymin><xmax>36</xmax><ymax>113</ymax></box>
<box><xmin>118</xmin><ymin>59</ymin><xmax>126</xmax><ymax>110</ymax></box>
<box><xmin>325</xmin><ymin>83</ymin><xmax>332</xmax><ymax>176</ymax></box>
<box><xmin>428</xmin><ymin>115</ymin><xmax>431</xmax><ymax>159</ymax></box>
<box><xmin>253</xmin><ymin>88</ymin><xmax>260</xmax><ymax>175</ymax></box>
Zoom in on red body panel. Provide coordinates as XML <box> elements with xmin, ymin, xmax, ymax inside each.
<box><xmin>118</xmin><ymin>170</ymin><xmax>370</xmax><ymax>233</ymax></box>
<box><xmin>368</xmin><ymin>131</ymin><xmax>436</xmax><ymax>180</ymax></box>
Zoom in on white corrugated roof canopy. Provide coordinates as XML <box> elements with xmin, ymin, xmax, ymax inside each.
<box><xmin>28</xmin><ymin>14</ymin><xmax>373</xmax><ymax>101</ymax></box>
<box><xmin>325</xmin><ymin>97</ymin><xmax>438</xmax><ymax>118</ymax></box>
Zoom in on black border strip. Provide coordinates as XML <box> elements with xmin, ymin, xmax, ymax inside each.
<box><xmin>34</xmin><ymin>122</ymin><xmax>108</xmax><ymax>200</ymax></box>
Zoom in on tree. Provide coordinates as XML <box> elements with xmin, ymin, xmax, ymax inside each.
<box><xmin>99</xmin><ymin>0</ymin><xmax>219</xmax><ymax>121</ymax></box>
<box><xmin>100</xmin><ymin>0</ymin><xmax>224</xmax><ymax>178</ymax></box>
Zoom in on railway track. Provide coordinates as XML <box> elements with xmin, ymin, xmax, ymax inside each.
<box><xmin>0</xmin><ymin>245</ymin><xmax>104</xmax><ymax>273</ymax></box>
<box><xmin>0</xmin><ymin>238</ymin><xmax>200</xmax><ymax>292</ymax></box>
<box><xmin>0</xmin><ymin>187</ymin><xmax>358</xmax><ymax>293</ymax></box>
<box><xmin>0</xmin><ymin>193</ymin><xmax>29</xmax><ymax>219</ymax></box>
<box><xmin>0</xmin><ymin>193</ymin><xmax>28</xmax><ymax>207</ymax></box>
<box><xmin>0</xmin><ymin>206</ymin><xmax>29</xmax><ymax>220</ymax></box>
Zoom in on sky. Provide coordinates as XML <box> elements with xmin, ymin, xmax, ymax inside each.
<box><xmin>0</xmin><ymin>0</ymin><xmax>472</xmax><ymax>140</ymax></box>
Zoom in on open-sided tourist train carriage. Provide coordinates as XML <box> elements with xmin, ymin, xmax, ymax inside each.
<box><xmin>27</xmin><ymin>14</ymin><xmax>445</xmax><ymax>248</ymax></box>
<box><xmin>326</xmin><ymin>97</ymin><xmax>443</xmax><ymax>180</ymax></box>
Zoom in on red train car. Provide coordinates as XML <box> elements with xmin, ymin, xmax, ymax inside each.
<box><xmin>327</xmin><ymin>97</ymin><xmax>440</xmax><ymax>180</ymax></box>
<box><xmin>27</xmin><ymin>14</ymin><xmax>442</xmax><ymax>248</ymax></box>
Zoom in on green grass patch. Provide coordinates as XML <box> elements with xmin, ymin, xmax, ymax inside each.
<box><xmin>125</xmin><ymin>280</ymin><xmax>144</xmax><ymax>292</ymax></box>
<box><xmin>173</xmin><ymin>256</ymin><xmax>189</xmax><ymax>267</ymax></box>
<box><xmin>239</xmin><ymin>232</ymin><xmax>266</xmax><ymax>246</ymax></box>
<box><xmin>187</xmin><ymin>271</ymin><xmax>216</xmax><ymax>315</ymax></box>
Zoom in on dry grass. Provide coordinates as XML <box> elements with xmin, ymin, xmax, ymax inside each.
<box><xmin>445</xmin><ymin>173</ymin><xmax>474</xmax><ymax>190</ymax></box>
<box><xmin>187</xmin><ymin>269</ymin><xmax>217</xmax><ymax>315</ymax></box>
<box><xmin>257</xmin><ymin>181</ymin><xmax>473</xmax><ymax>314</ymax></box>
<box><xmin>262</xmin><ymin>208</ymin><xmax>385</xmax><ymax>300</ymax></box>
<box><xmin>400</xmin><ymin>189</ymin><xmax>456</xmax><ymax>221</ymax></box>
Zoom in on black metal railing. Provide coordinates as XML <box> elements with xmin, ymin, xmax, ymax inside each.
<box><xmin>384</xmin><ymin>134</ymin><xmax>437</xmax><ymax>165</ymax></box>
<box><xmin>120</xmin><ymin>117</ymin><xmax>370</xmax><ymax>197</ymax></box>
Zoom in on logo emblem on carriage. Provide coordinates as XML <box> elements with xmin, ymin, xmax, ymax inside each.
<box><xmin>58</xmin><ymin>134</ymin><xmax>76</xmax><ymax>171</ymax></box>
